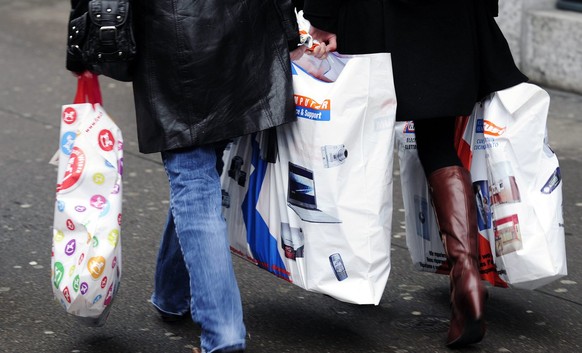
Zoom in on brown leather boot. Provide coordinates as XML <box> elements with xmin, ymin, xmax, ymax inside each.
<box><xmin>428</xmin><ymin>166</ymin><xmax>487</xmax><ymax>347</ymax></box>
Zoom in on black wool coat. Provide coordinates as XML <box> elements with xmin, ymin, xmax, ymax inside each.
<box><xmin>302</xmin><ymin>0</ymin><xmax>528</xmax><ymax>121</ymax></box>
<box><xmin>67</xmin><ymin>0</ymin><xmax>300</xmax><ymax>153</ymax></box>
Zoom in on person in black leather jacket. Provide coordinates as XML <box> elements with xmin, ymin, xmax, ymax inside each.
<box><xmin>65</xmin><ymin>1</ymin><xmax>304</xmax><ymax>352</ymax></box>
<box><xmin>301</xmin><ymin>0</ymin><xmax>527</xmax><ymax>348</ymax></box>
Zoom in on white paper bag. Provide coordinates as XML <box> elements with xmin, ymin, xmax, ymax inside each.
<box><xmin>51</xmin><ymin>75</ymin><xmax>123</xmax><ymax>325</ymax></box>
<box><xmin>222</xmin><ymin>53</ymin><xmax>396</xmax><ymax>304</ymax></box>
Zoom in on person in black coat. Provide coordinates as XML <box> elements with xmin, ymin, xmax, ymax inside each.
<box><xmin>65</xmin><ymin>1</ymin><xmax>304</xmax><ymax>352</ymax></box>
<box><xmin>302</xmin><ymin>0</ymin><xmax>528</xmax><ymax>348</ymax></box>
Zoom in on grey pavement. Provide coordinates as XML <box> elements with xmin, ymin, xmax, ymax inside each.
<box><xmin>1</xmin><ymin>1</ymin><xmax>581</xmax><ymax>353</ymax></box>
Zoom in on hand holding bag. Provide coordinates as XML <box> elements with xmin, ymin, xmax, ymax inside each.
<box><xmin>51</xmin><ymin>73</ymin><xmax>123</xmax><ymax>326</ymax></box>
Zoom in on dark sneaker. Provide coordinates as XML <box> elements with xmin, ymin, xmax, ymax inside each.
<box><xmin>158</xmin><ymin>311</ymin><xmax>189</xmax><ymax>322</ymax></box>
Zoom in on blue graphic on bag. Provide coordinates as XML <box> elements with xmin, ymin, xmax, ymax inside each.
<box><xmin>241</xmin><ymin>136</ymin><xmax>290</xmax><ymax>282</ymax></box>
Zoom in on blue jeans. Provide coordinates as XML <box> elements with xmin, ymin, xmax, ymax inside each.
<box><xmin>151</xmin><ymin>145</ymin><xmax>246</xmax><ymax>353</ymax></box>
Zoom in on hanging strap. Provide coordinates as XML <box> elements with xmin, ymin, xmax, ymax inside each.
<box><xmin>73</xmin><ymin>72</ymin><xmax>103</xmax><ymax>105</ymax></box>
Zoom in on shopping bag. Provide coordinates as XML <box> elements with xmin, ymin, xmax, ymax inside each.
<box><xmin>221</xmin><ymin>53</ymin><xmax>396</xmax><ymax>304</ymax></box>
<box><xmin>464</xmin><ymin>83</ymin><xmax>566</xmax><ymax>289</ymax></box>
<box><xmin>398</xmin><ymin>83</ymin><xmax>567</xmax><ymax>290</ymax></box>
<box><xmin>51</xmin><ymin>73</ymin><xmax>123</xmax><ymax>326</ymax></box>
<box><xmin>395</xmin><ymin>122</ymin><xmax>446</xmax><ymax>273</ymax></box>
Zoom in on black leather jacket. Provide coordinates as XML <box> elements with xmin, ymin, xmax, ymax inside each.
<box><xmin>67</xmin><ymin>0</ymin><xmax>300</xmax><ymax>153</ymax></box>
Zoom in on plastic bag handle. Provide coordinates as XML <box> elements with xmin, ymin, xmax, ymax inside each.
<box><xmin>73</xmin><ymin>72</ymin><xmax>103</xmax><ymax>105</ymax></box>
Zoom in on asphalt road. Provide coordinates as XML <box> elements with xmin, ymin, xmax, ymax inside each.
<box><xmin>1</xmin><ymin>1</ymin><xmax>581</xmax><ymax>353</ymax></box>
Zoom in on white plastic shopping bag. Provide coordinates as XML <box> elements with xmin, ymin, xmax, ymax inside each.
<box><xmin>398</xmin><ymin>83</ymin><xmax>566</xmax><ymax>290</ymax></box>
<box><xmin>222</xmin><ymin>53</ymin><xmax>396</xmax><ymax>304</ymax></box>
<box><xmin>467</xmin><ymin>83</ymin><xmax>566</xmax><ymax>289</ymax></box>
<box><xmin>51</xmin><ymin>74</ymin><xmax>123</xmax><ymax>325</ymax></box>
<box><xmin>395</xmin><ymin>122</ymin><xmax>448</xmax><ymax>274</ymax></box>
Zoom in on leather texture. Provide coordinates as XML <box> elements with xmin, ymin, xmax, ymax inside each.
<box><xmin>67</xmin><ymin>0</ymin><xmax>136</xmax><ymax>82</ymax></box>
<box><xmin>428</xmin><ymin>166</ymin><xmax>487</xmax><ymax>347</ymax></box>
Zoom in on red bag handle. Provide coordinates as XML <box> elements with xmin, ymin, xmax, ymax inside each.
<box><xmin>73</xmin><ymin>72</ymin><xmax>103</xmax><ymax>105</ymax></box>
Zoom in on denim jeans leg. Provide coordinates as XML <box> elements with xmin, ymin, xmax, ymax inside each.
<box><xmin>160</xmin><ymin>145</ymin><xmax>246</xmax><ymax>353</ymax></box>
<box><xmin>150</xmin><ymin>208</ymin><xmax>191</xmax><ymax>317</ymax></box>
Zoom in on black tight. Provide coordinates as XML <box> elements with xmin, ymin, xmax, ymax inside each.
<box><xmin>413</xmin><ymin>116</ymin><xmax>463</xmax><ymax>177</ymax></box>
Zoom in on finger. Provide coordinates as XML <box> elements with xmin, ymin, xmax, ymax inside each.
<box><xmin>313</xmin><ymin>43</ymin><xmax>327</xmax><ymax>59</ymax></box>
<box><xmin>326</xmin><ymin>36</ymin><xmax>338</xmax><ymax>52</ymax></box>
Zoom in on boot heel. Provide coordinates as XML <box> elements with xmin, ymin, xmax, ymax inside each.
<box><xmin>447</xmin><ymin>316</ymin><xmax>486</xmax><ymax>348</ymax></box>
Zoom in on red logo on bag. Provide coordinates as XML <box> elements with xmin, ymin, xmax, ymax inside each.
<box><xmin>57</xmin><ymin>147</ymin><xmax>86</xmax><ymax>192</ymax></box>
<box><xmin>66</xmin><ymin>219</ymin><xmax>75</xmax><ymax>231</ymax></box>
<box><xmin>483</xmin><ymin>120</ymin><xmax>506</xmax><ymax>137</ymax></box>
<box><xmin>98</xmin><ymin>130</ymin><xmax>115</xmax><ymax>151</ymax></box>
<box><xmin>101</xmin><ymin>276</ymin><xmax>108</xmax><ymax>289</ymax></box>
<box><xmin>63</xmin><ymin>287</ymin><xmax>71</xmax><ymax>303</ymax></box>
<box><xmin>104</xmin><ymin>283</ymin><xmax>114</xmax><ymax>306</ymax></box>
<box><xmin>62</xmin><ymin>107</ymin><xmax>77</xmax><ymax>125</ymax></box>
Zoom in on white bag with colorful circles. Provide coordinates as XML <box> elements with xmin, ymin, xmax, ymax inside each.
<box><xmin>51</xmin><ymin>74</ymin><xmax>123</xmax><ymax>326</ymax></box>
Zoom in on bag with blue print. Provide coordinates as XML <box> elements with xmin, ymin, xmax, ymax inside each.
<box><xmin>398</xmin><ymin>83</ymin><xmax>567</xmax><ymax>290</ymax></box>
<box><xmin>220</xmin><ymin>53</ymin><xmax>397</xmax><ymax>305</ymax></box>
<box><xmin>51</xmin><ymin>73</ymin><xmax>123</xmax><ymax>326</ymax></box>
<box><xmin>461</xmin><ymin>83</ymin><xmax>567</xmax><ymax>289</ymax></box>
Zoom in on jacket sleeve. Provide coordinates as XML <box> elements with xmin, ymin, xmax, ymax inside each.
<box><xmin>302</xmin><ymin>0</ymin><xmax>339</xmax><ymax>34</ymax></box>
<box><xmin>274</xmin><ymin>0</ymin><xmax>301</xmax><ymax>51</ymax></box>
<box><xmin>66</xmin><ymin>0</ymin><xmax>90</xmax><ymax>73</ymax></box>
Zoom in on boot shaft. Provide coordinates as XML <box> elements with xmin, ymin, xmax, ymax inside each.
<box><xmin>427</xmin><ymin>166</ymin><xmax>479</xmax><ymax>264</ymax></box>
